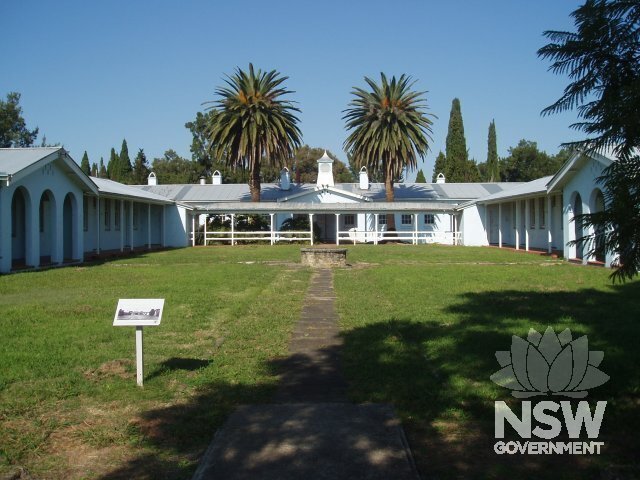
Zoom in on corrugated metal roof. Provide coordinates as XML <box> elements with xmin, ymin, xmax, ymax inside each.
<box><xmin>0</xmin><ymin>147</ymin><xmax>61</xmax><ymax>175</ymax></box>
<box><xmin>475</xmin><ymin>176</ymin><xmax>553</xmax><ymax>203</ymax></box>
<box><xmin>136</xmin><ymin>181</ymin><xmax>521</xmax><ymax>203</ymax></box>
<box><xmin>92</xmin><ymin>177</ymin><xmax>173</xmax><ymax>203</ymax></box>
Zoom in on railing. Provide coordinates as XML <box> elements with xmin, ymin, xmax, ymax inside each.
<box><xmin>193</xmin><ymin>230</ymin><xmax>313</xmax><ymax>246</ymax></box>
<box><xmin>337</xmin><ymin>229</ymin><xmax>462</xmax><ymax>245</ymax></box>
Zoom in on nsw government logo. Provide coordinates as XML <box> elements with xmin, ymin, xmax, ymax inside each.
<box><xmin>490</xmin><ymin>327</ymin><xmax>609</xmax><ymax>455</ymax></box>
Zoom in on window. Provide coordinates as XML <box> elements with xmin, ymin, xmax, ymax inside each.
<box><xmin>401</xmin><ymin>214</ymin><xmax>413</xmax><ymax>225</ymax></box>
<box><xmin>343</xmin><ymin>214</ymin><xmax>355</xmax><ymax>227</ymax></box>
<box><xmin>529</xmin><ymin>199</ymin><xmax>536</xmax><ymax>228</ymax></box>
<box><xmin>539</xmin><ymin>198</ymin><xmax>546</xmax><ymax>229</ymax></box>
<box><xmin>83</xmin><ymin>196</ymin><xmax>89</xmax><ymax>232</ymax></box>
<box><xmin>114</xmin><ymin>201</ymin><xmax>121</xmax><ymax>231</ymax></box>
<box><xmin>378</xmin><ymin>214</ymin><xmax>387</xmax><ymax>225</ymax></box>
<box><xmin>424</xmin><ymin>214</ymin><xmax>435</xmax><ymax>225</ymax></box>
<box><xmin>104</xmin><ymin>199</ymin><xmax>111</xmax><ymax>231</ymax></box>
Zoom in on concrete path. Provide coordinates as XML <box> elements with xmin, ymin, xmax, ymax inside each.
<box><xmin>192</xmin><ymin>269</ymin><xmax>420</xmax><ymax>480</ymax></box>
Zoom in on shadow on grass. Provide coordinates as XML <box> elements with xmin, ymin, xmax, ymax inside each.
<box><xmin>97</xmin><ymin>381</ymin><xmax>277</xmax><ymax>480</ymax></box>
<box><xmin>340</xmin><ymin>281</ymin><xmax>640</xmax><ymax>480</ymax></box>
<box><xmin>96</xmin><ymin>282</ymin><xmax>640</xmax><ymax>480</ymax></box>
<box><xmin>145</xmin><ymin>358</ymin><xmax>213</xmax><ymax>382</ymax></box>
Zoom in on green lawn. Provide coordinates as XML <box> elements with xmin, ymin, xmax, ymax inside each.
<box><xmin>335</xmin><ymin>244</ymin><xmax>640</xmax><ymax>479</ymax></box>
<box><xmin>1</xmin><ymin>244</ymin><xmax>638</xmax><ymax>479</ymax></box>
<box><xmin>0</xmin><ymin>246</ymin><xmax>310</xmax><ymax>479</ymax></box>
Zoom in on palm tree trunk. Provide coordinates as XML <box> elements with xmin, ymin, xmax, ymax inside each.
<box><xmin>385</xmin><ymin>162</ymin><xmax>396</xmax><ymax>231</ymax></box>
<box><xmin>250</xmin><ymin>157</ymin><xmax>261</xmax><ymax>202</ymax></box>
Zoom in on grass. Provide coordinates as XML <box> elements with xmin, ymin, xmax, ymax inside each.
<box><xmin>334</xmin><ymin>244</ymin><xmax>640</xmax><ymax>479</ymax></box>
<box><xmin>1</xmin><ymin>244</ymin><xmax>639</xmax><ymax>479</ymax></box>
<box><xmin>0</xmin><ymin>245</ymin><xmax>310</xmax><ymax>479</ymax></box>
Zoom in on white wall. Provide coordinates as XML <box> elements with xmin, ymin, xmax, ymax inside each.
<box><xmin>459</xmin><ymin>204</ymin><xmax>488</xmax><ymax>246</ymax></box>
<box><xmin>1</xmin><ymin>161</ymin><xmax>85</xmax><ymax>273</ymax></box>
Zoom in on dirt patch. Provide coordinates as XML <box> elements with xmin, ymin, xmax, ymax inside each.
<box><xmin>84</xmin><ymin>359</ymin><xmax>134</xmax><ymax>380</ymax></box>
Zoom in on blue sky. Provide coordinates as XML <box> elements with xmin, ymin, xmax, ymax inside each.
<box><xmin>2</xmin><ymin>0</ymin><xmax>583</xmax><ymax>181</ymax></box>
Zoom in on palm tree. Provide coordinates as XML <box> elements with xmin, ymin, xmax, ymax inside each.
<box><xmin>343</xmin><ymin>73</ymin><xmax>434</xmax><ymax>230</ymax></box>
<box><xmin>206</xmin><ymin>64</ymin><xmax>302</xmax><ymax>201</ymax></box>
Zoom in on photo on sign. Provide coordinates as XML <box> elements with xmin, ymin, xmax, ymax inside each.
<box><xmin>113</xmin><ymin>299</ymin><xmax>165</xmax><ymax>326</ymax></box>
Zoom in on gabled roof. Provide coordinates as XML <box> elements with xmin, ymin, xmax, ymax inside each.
<box><xmin>0</xmin><ymin>147</ymin><xmax>98</xmax><ymax>194</ymax></box>
<box><xmin>546</xmin><ymin>150</ymin><xmax>613</xmax><ymax>193</ymax></box>
<box><xmin>92</xmin><ymin>177</ymin><xmax>173</xmax><ymax>204</ymax></box>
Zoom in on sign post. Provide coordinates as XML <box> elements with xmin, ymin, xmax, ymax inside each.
<box><xmin>113</xmin><ymin>299</ymin><xmax>164</xmax><ymax>387</ymax></box>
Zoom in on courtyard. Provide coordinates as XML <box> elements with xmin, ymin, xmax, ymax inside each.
<box><xmin>1</xmin><ymin>245</ymin><xmax>638</xmax><ymax>479</ymax></box>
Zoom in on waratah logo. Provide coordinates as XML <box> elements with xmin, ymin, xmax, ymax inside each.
<box><xmin>490</xmin><ymin>327</ymin><xmax>609</xmax><ymax>398</ymax></box>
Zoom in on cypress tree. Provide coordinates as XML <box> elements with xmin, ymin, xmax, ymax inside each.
<box><xmin>415</xmin><ymin>169</ymin><xmax>426</xmax><ymax>183</ymax></box>
<box><xmin>432</xmin><ymin>151</ymin><xmax>447</xmax><ymax>182</ymax></box>
<box><xmin>107</xmin><ymin>148</ymin><xmax>119</xmax><ymax>180</ymax></box>
<box><xmin>445</xmin><ymin>98</ymin><xmax>468</xmax><ymax>182</ymax></box>
<box><xmin>119</xmin><ymin>139</ymin><xmax>132</xmax><ymax>183</ymax></box>
<box><xmin>486</xmin><ymin>120</ymin><xmax>499</xmax><ymax>182</ymax></box>
<box><xmin>132</xmin><ymin>148</ymin><xmax>150</xmax><ymax>184</ymax></box>
<box><xmin>99</xmin><ymin>157</ymin><xmax>107</xmax><ymax>178</ymax></box>
<box><xmin>91</xmin><ymin>162</ymin><xmax>98</xmax><ymax>177</ymax></box>
<box><xmin>80</xmin><ymin>151</ymin><xmax>91</xmax><ymax>176</ymax></box>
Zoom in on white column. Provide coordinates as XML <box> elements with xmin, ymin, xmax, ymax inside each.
<box><xmin>231</xmin><ymin>214</ymin><xmax>235</xmax><ymax>246</ymax></box>
<box><xmin>335</xmin><ymin>214</ymin><xmax>340</xmax><ymax>245</ymax></box>
<box><xmin>270</xmin><ymin>213</ymin><xmax>275</xmax><ymax>245</ymax></box>
<box><xmin>26</xmin><ymin>195</ymin><xmax>39</xmax><ymax>267</ymax></box>
<box><xmin>0</xmin><ymin>190</ymin><xmax>10</xmax><ymax>272</ymax></box>
<box><xmin>147</xmin><ymin>203</ymin><xmax>151</xmax><ymax>250</ymax></box>
<box><xmin>204</xmin><ymin>214</ymin><xmax>208</xmax><ymax>246</ymax></box>
<box><xmin>96</xmin><ymin>198</ymin><xmax>101</xmax><ymax>254</ymax></box>
<box><xmin>547</xmin><ymin>196</ymin><xmax>553</xmax><ymax>254</ymax></box>
<box><xmin>119</xmin><ymin>199</ymin><xmax>124</xmax><ymax>252</ymax></box>
<box><xmin>161</xmin><ymin>205</ymin><xmax>166</xmax><ymax>247</ymax></box>
<box><xmin>413</xmin><ymin>213</ymin><xmax>418</xmax><ymax>245</ymax></box>
<box><xmin>515</xmin><ymin>200</ymin><xmax>520</xmax><ymax>250</ymax></box>
<box><xmin>525</xmin><ymin>199</ymin><xmax>530</xmax><ymax>251</ymax></box>
<box><xmin>309</xmin><ymin>213</ymin><xmax>314</xmax><ymax>246</ymax></box>
<box><xmin>191</xmin><ymin>214</ymin><xmax>196</xmax><ymax>247</ymax></box>
<box><xmin>453</xmin><ymin>214</ymin><xmax>457</xmax><ymax>245</ymax></box>
<box><xmin>374</xmin><ymin>213</ymin><xmax>379</xmax><ymax>245</ymax></box>
<box><xmin>498</xmin><ymin>203</ymin><xmax>503</xmax><ymax>248</ymax></box>
<box><xmin>130</xmin><ymin>201</ymin><xmax>134</xmax><ymax>252</ymax></box>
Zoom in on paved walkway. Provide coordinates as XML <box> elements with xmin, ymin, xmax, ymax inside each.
<box><xmin>192</xmin><ymin>269</ymin><xmax>420</xmax><ymax>480</ymax></box>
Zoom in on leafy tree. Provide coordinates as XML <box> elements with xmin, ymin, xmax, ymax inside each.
<box><xmin>186</xmin><ymin>109</ymin><xmax>251</xmax><ymax>183</ymax></box>
<box><xmin>91</xmin><ymin>162</ymin><xmax>98</xmax><ymax>177</ymax></box>
<box><xmin>151</xmin><ymin>149</ymin><xmax>201</xmax><ymax>184</ymax></box>
<box><xmin>206</xmin><ymin>64</ymin><xmax>303</xmax><ymax>201</ymax></box>
<box><xmin>131</xmin><ymin>148</ymin><xmax>150</xmax><ymax>184</ymax></box>
<box><xmin>119</xmin><ymin>139</ymin><xmax>132</xmax><ymax>183</ymax></box>
<box><xmin>539</xmin><ymin>0</ymin><xmax>640</xmax><ymax>280</ymax></box>
<box><xmin>293</xmin><ymin>145</ymin><xmax>353</xmax><ymax>183</ymax></box>
<box><xmin>0</xmin><ymin>92</ymin><xmax>39</xmax><ymax>147</ymax></box>
<box><xmin>343</xmin><ymin>73</ymin><xmax>434</xmax><ymax>230</ymax></box>
<box><xmin>415</xmin><ymin>169</ymin><xmax>427</xmax><ymax>183</ymax></box>
<box><xmin>432</xmin><ymin>151</ymin><xmax>446</xmax><ymax>182</ymax></box>
<box><xmin>445</xmin><ymin>98</ymin><xmax>469</xmax><ymax>182</ymax></box>
<box><xmin>80</xmin><ymin>151</ymin><xmax>91</xmax><ymax>176</ymax></box>
<box><xmin>500</xmin><ymin>140</ymin><xmax>563</xmax><ymax>182</ymax></box>
<box><xmin>486</xmin><ymin>120</ymin><xmax>499</xmax><ymax>181</ymax></box>
<box><xmin>99</xmin><ymin>157</ymin><xmax>107</xmax><ymax>178</ymax></box>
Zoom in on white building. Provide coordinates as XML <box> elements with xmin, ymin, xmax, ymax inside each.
<box><xmin>0</xmin><ymin>146</ymin><xmax>614</xmax><ymax>274</ymax></box>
